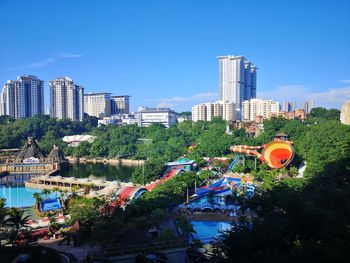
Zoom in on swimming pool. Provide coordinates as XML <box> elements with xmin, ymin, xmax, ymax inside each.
<box><xmin>0</xmin><ymin>185</ymin><xmax>56</xmax><ymax>208</ymax></box>
<box><xmin>40</xmin><ymin>198</ymin><xmax>62</xmax><ymax>212</ymax></box>
<box><xmin>191</xmin><ymin>220</ymin><xmax>232</xmax><ymax>244</ymax></box>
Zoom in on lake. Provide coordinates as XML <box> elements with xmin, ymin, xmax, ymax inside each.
<box><xmin>0</xmin><ymin>163</ymin><xmax>136</xmax><ymax>207</ymax></box>
<box><xmin>58</xmin><ymin>163</ymin><xmax>135</xmax><ymax>182</ymax></box>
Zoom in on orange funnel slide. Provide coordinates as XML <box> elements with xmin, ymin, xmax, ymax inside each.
<box><xmin>262</xmin><ymin>141</ymin><xmax>294</xmax><ymax>169</ymax></box>
<box><xmin>230</xmin><ymin>140</ymin><xmax>294</xmax><ymax>169</ymax></box>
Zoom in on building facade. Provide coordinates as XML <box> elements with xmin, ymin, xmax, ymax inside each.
<box><xmin>283</xmin><ymin>101</ymin><xmax>296</xmax><ymax>112</ymax></box>
<box><xmin>192</xmin><ymin>104</ymin><xmax>207</xmax><ymax>122</ymax></box>
<box><xmin>277</xmin><ymin>109</ymin><xmax>306</xmax><ymax>121</ymax></box>
<box><xmin>137</xmin><ymin>107</ymin><xmax>177</xmax><ymax>128</ymax></box>
<box><xmin>340</xmin><ymin>101</ymin><xmax>350</xmax><ymax>125</ymax></box>
<box><xmin>191</xmin><ymin>101</ymin><xmax>236</xmax><ymax>122</ymax></box>
<box><xmin>84</xmin><ymin>93</ymin><xmax>111</xmax><ymax>118</ymax></box>
<box><xmin>301</xmin><ymin>100</ymin><xmax>315</xmax><ymax>114</ymax></box>
<box><xmin>111</xmin><ymin>95</ymin><xmax>130</xmax><ymax>115</ymax></box>
<box><xmin>50</xmin><ymin>77</ymin><xmax>84</xmax><ymax>121</ymax></box>
<box><xmin>242</xmin><ymin>98</ymin><xmax>279</xmax><ymax>122</ymax></box>
<box><xmin>0</xmin><ymin>75</ymin><xmax>44</xmax><ymax>119</ymax></box>
<box><xmin>217</xmin><ymin>55</ymin><xmax>257</xmax><ymax>118</ymax></box>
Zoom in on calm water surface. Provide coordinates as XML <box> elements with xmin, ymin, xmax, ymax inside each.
<box><xmin>191</xmin><ymin>220</ymin><xmax>232</xmax><ymax>244</ymax></box>
<box><xmin>0</xmin><ymin>163</ymin><xmax>136</xmax><ymax>207</ymax></box>
<box><xmin>59</xmin><ymin>163</ymin><xmax>135</xmax><ymax>182</ymax></box>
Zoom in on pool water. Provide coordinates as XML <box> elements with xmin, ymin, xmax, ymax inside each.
<box><xmin>191</xmin><ymin>221</ymin><xmax>232</xmax><ymax>244</ymax></box>
<box><xmin>0</xmin><ymin>185</ymin><xmax>56</xmax><ymax>208</ymax></box>
<box><xmin>40</xmin><ymin>198</ymin><xmax>61</xmax><ymax>212</ymax></box>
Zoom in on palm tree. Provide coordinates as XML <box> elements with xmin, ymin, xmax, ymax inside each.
<box><xmin>6</xmin><ymin>208</ymin><xmax>30</xmax><ymax>232</ymax></box>
<box><xmin>41</xmin><ymin>189</ymin><xmax>51</xmax><ymax>199</ymax></box>
<box><xmin>71</xmin><ymin>185</ymin><xmax>81</xmax><ymax>194</ymax></box>
<box><xmin>175</xmin><ymin>215</ymin><xmax>196</xmax><ymax>243</ymax></box>
<box><xmin>52</xmin><ymin>187</ymin><xmax>61</xmax><ymax>198</ymax></box>
<box><xmin>32</xmin><ymin>193</ymin><xmax>43</xmax><ymax>203</ymax></box>
<box><xmin>84</xmin><ymin>183</ymin><xmax>94</xmax><ymax>195</ymax></box>
<box><xmin>5</xmin><ymin>208</ymin><xmax>31</xmax><ymax>244</ymax></box>
<box><xmin>0</xmin><ymin>198</ymin><xmax>8</xmax><ymax>228</ymax></box>
<box><xmin>49</xmin><ymin>216</ymin><xmax>60</xmax><ymax>234</ymax></box>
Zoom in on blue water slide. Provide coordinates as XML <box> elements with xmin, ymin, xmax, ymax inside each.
<box><xmin>228</xmin><ymin>154</ymin><xmax>241</xmax><ymax>171</ymax></box>
<box><xmin>208</xmin><ymin>178</ymin><xmax>225</xmax><ymax>188</ymax></box>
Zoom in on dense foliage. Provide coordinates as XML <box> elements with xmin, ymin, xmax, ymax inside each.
<box><xmin>213</xmin><ymin>110</ymin><xmax>350</xmax><ymax>263</ymax></box>
<box><xmin>1</xmin><ymin>108</ymin><xmax>349</xmax><ymax>261</ymax></box>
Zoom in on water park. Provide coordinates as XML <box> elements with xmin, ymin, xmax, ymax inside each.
<box><xmin>0</xmin><ymin>133</ymin><xmax>296</xmax><ymax>262</ymax></box>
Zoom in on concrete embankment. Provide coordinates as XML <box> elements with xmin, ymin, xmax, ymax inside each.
<box><xmin>66</xmin><ymin>156</ymin><xmax>144</xmax><ymax>166</ymax></box>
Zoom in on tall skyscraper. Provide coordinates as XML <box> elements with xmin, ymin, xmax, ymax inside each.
<box><xmin>217</xmin><ymin>55</ymin><xmax>257</xmax><ymax>117</ymax></box>
<box><xmin>0</xmin><ymin>75</ymin><xmax>44</xmax><ymax>119</ymax></box>
<box><xmin>50</xmin><ymin>77</ymin><xmax>84</xmax><ymax>121</ymax></box>
<box><xmin>301</xmin><ymin>100</ymin><xmax>315</xmax><ymax>114</ymax></box>
<box><xmin>110</xmin><ymin>95</ymin><xmax>130</xmax><ymax>114</ymax></box>
<box><xmin>242</xmin><ymin>98</ymin><xmax>279</xmax><ymax>122</ymax></box>
<box><xmin>283</xmin><ymin>101</ymin><xmax>296</xmax><ymax>112</ymax></box>
<box><xmin>84</xmin><ymin>93</ymin><xmax>111</xmax><ymax>118</ymax></box>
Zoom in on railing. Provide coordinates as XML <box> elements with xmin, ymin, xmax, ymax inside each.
<box><xmin>91</xmin><ymin>239</ymin><xmax>188</xmax><ymax>258</ymax></box>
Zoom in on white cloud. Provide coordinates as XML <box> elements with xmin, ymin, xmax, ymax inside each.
<box><xmin>258</xmin><ymin>84</ymin><xmax>350</xmax><ymax>109</ymax></box>
<box><xmin>5</xmin><ymin>52</ymin><xmax>82</xmax><ymax>70</ymax></box>
<box><xmin>340</xmin><ymin>80</ymin><xmax>350</xmax><ymax>84</ymax></box>
<box><xmin>151</xmin><ymin>92</ymin><xmax>219</xmax><ymax>110</ymax></box>
<box><xmin>60</xmin><ymin>53</ymin><xmax>83</xmax><ymax>58</ymax></box>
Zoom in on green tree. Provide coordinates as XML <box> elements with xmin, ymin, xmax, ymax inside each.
<box><xmin>41</xmin><ymin>189</ymin><xmax>51</xmax><ymax>199</ymax></box>
<box><xmin>0</xmin><ymin>198</ymin><xmax>8</xmax><ymax>228</ymax></box>
<box><xmin>175</xmin><ymin>216</ymin><xmax>196</xmax><ymax>241</ymax></box>
<box><xmin>5</xmin><ymin>208</ymin><xmax>30</xmax><ymax>244</ymax></box>
<box><xmin>33</xmin><ymin>193</ymin><xmax>43</xmax><ymax>203</ymax></box>
<box><xmin>68</xmin><ymin>197</ymin><xmax>103</xmax><ymax>226</ymax></box>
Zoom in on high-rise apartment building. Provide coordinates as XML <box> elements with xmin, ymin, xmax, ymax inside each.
<box><xmin>50</xmin><ymin>77</ymin><xmax>84</xmax><ymax>121</ymax></box>
<box><xmin>217</xmin><ymin>55</ymin><xmax>257</xmax><ymax>118</ymax></box>
<box><xmin>242</xmin><ymin>98</ymin><xmax>279</xmax><ymax>122</ymax></box>
<box><xmin>340</xmin><ymin>101</ymin><xmax>350</xmax><ymax>125</ymax></box>
<box><xmin>283</xmin><ymin>101</ymin><xmax>296</xmax><ymax>112</ymax></box>
<box><xmin>111</xmin><ymin>95</ymin><xmax>130</xmax><ymax>115</ymax></box>
<box><xmin>205</xmin><ymin>103</ymin><xmax>214</xmax><ymax>121</ymax></box>
<box><xmin>0</xmin><ymin>75</ymin><xmax>44</xmax><ymax>119</ymax></box>
<box><xmin>84</xmin><ymin>93</ymin><xmax>111</xmax><ymax>118</ymax></box>
<box><xmin>192</xmin><ymin>104</ymin><xmax>207</xmax><ymax>122</ymax></box>
<box><xmin>222</xmin><ymin>101</ymin><xmax>236</xmax><ymax>122</ymax></box>
<box><xmin>301</xmin><ymin>100</ymin><xmax>315</xmax><ymax>114</ymax></box>
<box><xmin>191</xmin><ymin>101</ymin><xmax>236</xmax><ymax>122</ymax></box>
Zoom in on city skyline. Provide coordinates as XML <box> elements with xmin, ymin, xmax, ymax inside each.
<box><xmin>1</xmin><ymin>0</ymin><xmax>349</xmax><ymax>112</ymax></box>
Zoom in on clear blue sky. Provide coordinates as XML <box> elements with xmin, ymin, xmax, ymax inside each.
<box><xmin>1</xmin><ymin>0</ymin><xmax>349</xmax><ymax>111</ymax></box>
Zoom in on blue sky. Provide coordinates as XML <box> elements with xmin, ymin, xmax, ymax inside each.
<box><xmin>1</xmin><ymin>0</ymin><xmax>349</xmax><ymax>112</ymax></box>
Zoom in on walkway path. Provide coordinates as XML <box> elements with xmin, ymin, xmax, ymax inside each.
<box><xmin>39</xmin><ymin>238</ymin><xmax>97</xmax><ymax>262</ymax></box>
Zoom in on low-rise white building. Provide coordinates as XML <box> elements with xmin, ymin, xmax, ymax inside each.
<box><xmin>97</xmin><ymin>114</ymin><xmax>137</xmax><ymax>126</ymax></box>
<box><xmin>137</xmin><ymin>107</ymin><xmax>177</xmax><ymax>128</ymax></box>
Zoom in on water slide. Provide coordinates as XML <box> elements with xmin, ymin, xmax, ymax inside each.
<box><xmin>230</xmin><ymin>139</ymin><xmax>294</xmax><ymax>169</ymax></box>
<box><xmin>115</xmin><ymin>167</ymin><xmax>183</xmax><ymax>207</ymax></box>
<box><xmin>194</xmin><ymin>176</ymin><xmax>243</xmax><ymax>197</ymax></box>
<box><xmin>228</xmin><ymin>154</ymin><xmax>241</xmax><ymax>171</ymax></box>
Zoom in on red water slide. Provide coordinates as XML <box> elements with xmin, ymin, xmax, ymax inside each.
<box><xmin>230</xmin><ymin>139</ymin><xmax>294</xmax><ymax>169</ymax></box>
